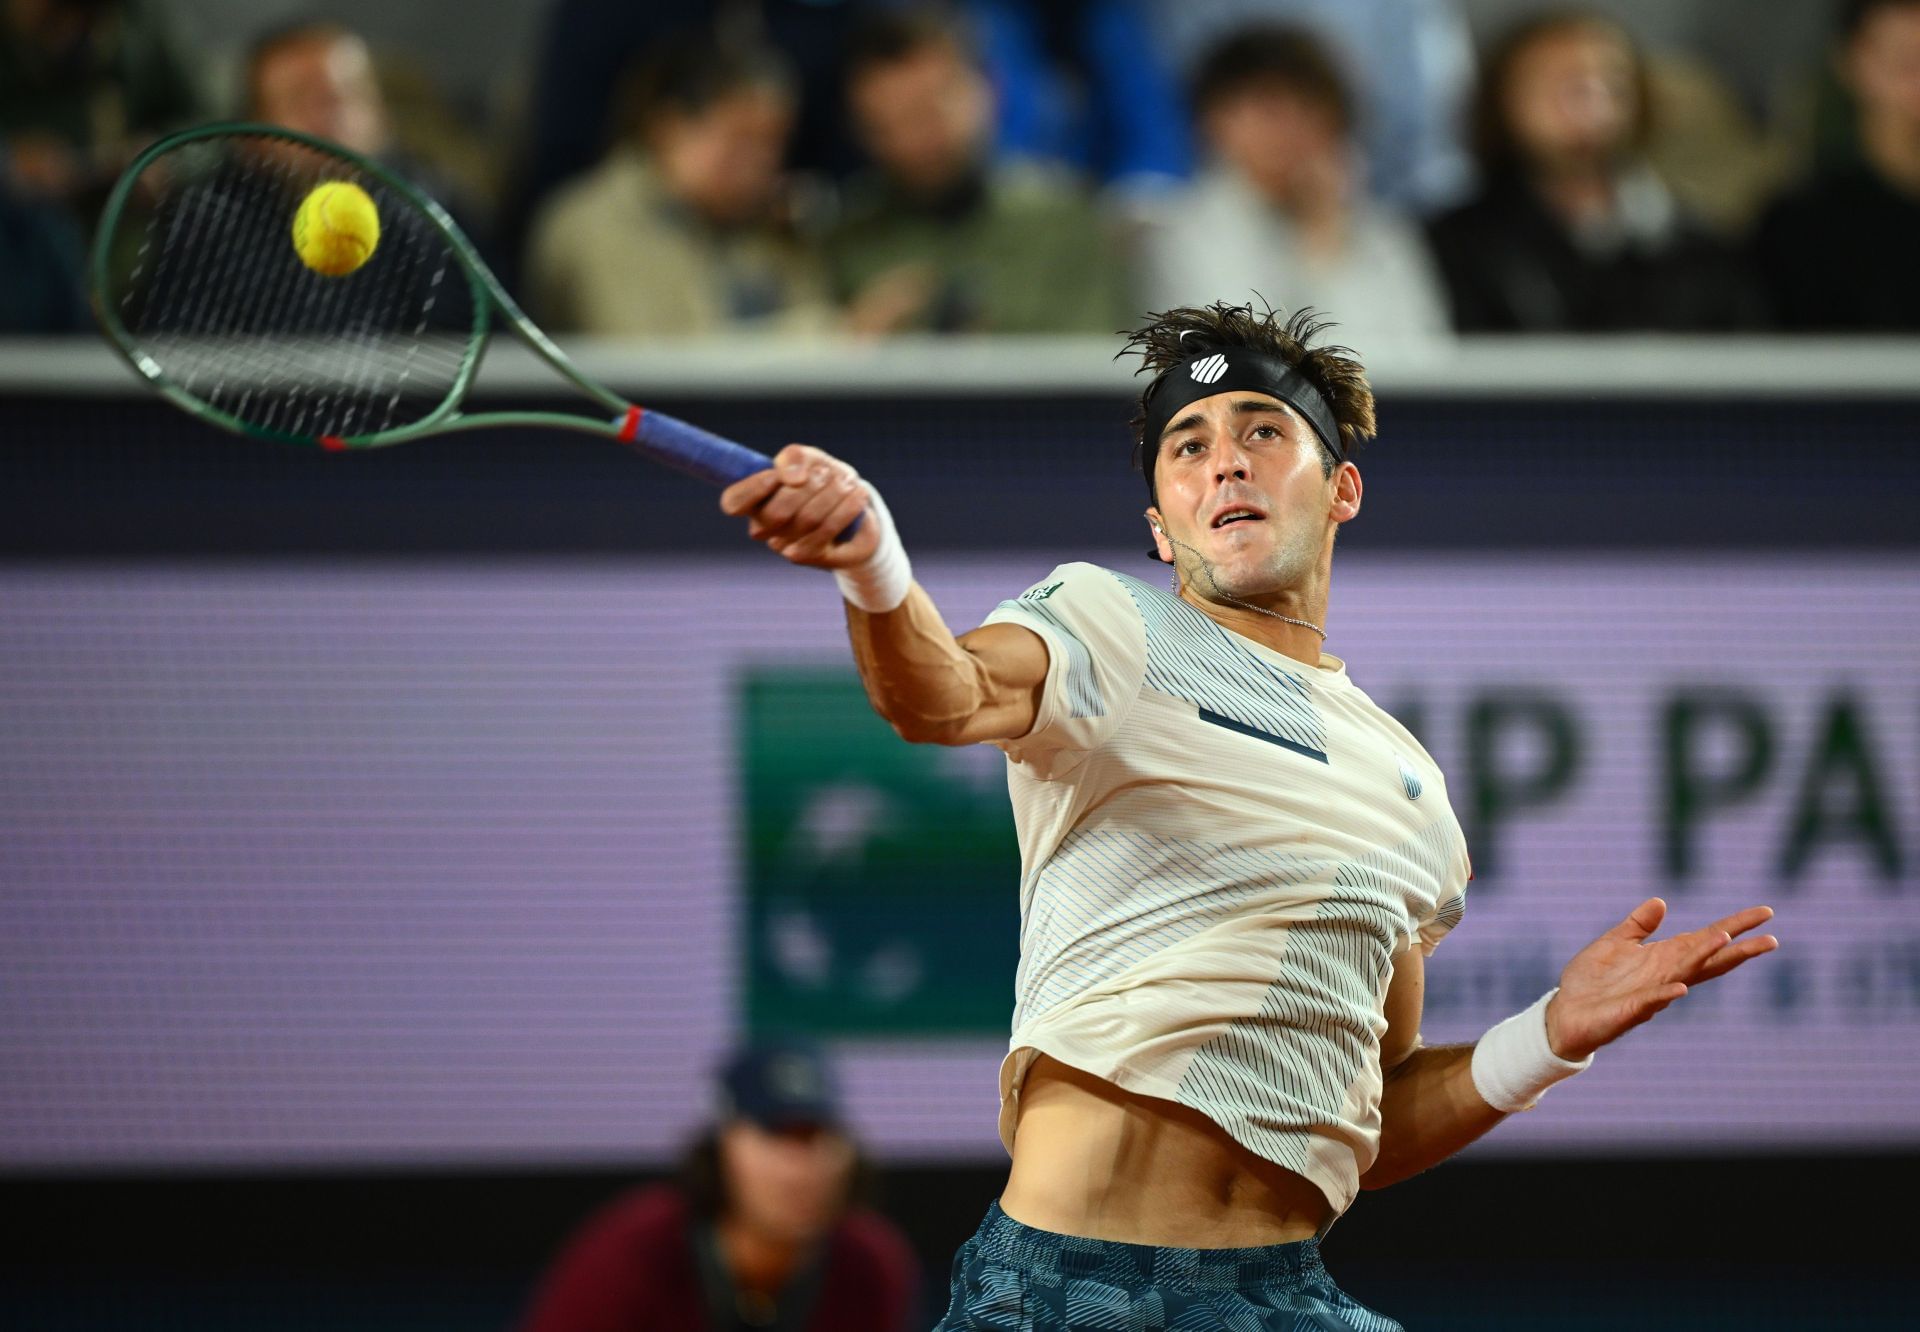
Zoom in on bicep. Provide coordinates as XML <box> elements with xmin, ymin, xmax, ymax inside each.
<box><xmin>947</xmin><ymin>621</ymin><xmax>1050</xmax><ymax>746</ymax></box>
<box><xmin>1379</xmin><ymin>945</ymin><xmax>1426</xmax><ymax>1076</ymax></box>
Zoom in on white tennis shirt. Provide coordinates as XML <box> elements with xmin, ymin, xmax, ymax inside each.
<box><xmin>981</xmin><ymin>563</ymin><xmax>1470</xmax><ymax>1215</ymax></box>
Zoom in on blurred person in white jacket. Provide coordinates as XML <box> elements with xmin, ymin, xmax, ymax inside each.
<box><xmin>1137</xmin><ymin>25</ymin><xmax>1451</xmax><ymax>359</ymax></box>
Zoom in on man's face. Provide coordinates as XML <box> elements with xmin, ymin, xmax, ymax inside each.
<box><xmin>649</xmin><ymin>88</ymin><xmax>793</xmax><ymax>227</ymax></box>
<box><xmin>252</xmin><ymin>34</ymin><xmax>389</xmax><ymax>157</ymax></box>
<box><xmin>849</xmin><ymin>44</ymin><xmax>991</xmax><ymax>196</ymax></box>
<box><xmin>1147</xmin><ymin>392</ymin><xmax>1348</xmax><ymax>601</ymax></box>
<box><xmin>718</xmin><ymin>1119</ymin><xmax>854</xmax><ymax>1246</ymax></box>
<box><xmin>1847</xmin><ymin>3</ymin><xmax>1920</xmax><ymax>131</ymax></box>
<box><xmin>1502</xmin><ymin>23</ymin><xmax>1637</xmax><ymax>173</ymax></box>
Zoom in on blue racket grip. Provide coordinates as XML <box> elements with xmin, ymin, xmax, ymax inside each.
<box><xmin>618</xmin><ymin>407</ymin><xmax>864</xmax><ymax>539</ymax></box>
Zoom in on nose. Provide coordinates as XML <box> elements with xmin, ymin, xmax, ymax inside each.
<box><xmin>1213</xmin><ymin>428</ymin><xmax>1251</xmax><ymax>483</ymax></box>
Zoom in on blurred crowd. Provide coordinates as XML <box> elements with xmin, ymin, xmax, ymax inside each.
<box><xmin>5</xmin><ymin>0</ymin><xmax>1919</xmax><ymax>343</ymax></box>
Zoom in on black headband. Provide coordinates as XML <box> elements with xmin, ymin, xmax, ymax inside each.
<box><xmin>1140</xmin><ymin>349</ymin><xmax>1343</xmax><ymax>480</ymax></box>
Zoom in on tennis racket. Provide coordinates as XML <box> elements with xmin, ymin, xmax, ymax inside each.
<box><xmin>88</xmin><ymin>121</ymin><xmax>798</xmax><ymax>500</ymax></box>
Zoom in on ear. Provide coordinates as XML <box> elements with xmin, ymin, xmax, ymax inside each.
<box><xmin>1330</xmin><ymin>462</ymin><xmax>1362</xmax><ymax>525</ymax></box>
<box><xmin>1145</xmin><ymin>508</ymin><xmax>1174</xmax><ymax>563</ymax></box>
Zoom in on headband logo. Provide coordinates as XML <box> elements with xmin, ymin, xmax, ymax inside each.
<box><xmin>1188</xmin><ymin>353</ymin><xmax>1229</xmax><ymax>384</ymax></box>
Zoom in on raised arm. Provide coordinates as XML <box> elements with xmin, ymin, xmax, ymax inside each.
<box><xmin>1360</xmin><ymin>899</ymin><xmax>1778</xmax><ymax>1191</ymax></box>
<box><xmin>720</xmin><ymin>444</ymin><xmax>1050</xmax><ymax>746</ymax></box>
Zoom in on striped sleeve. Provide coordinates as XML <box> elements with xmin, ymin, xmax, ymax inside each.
<box><xmin>981</xmin><ymin>563</ymin><xmax>1147</xmax><ymax>767</ymax></box>
<box><xmin>1417</xmin><ymin>886</ymin><xmax>1467</xmax><ymax>955</ymax></box>
<box><xmin>1418</xmin><ymin>847</ymin><xmax>1470</xmax><ymax>955</ymax></box>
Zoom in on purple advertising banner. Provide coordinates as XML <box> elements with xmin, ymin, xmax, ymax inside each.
<box><xmin>2</xmin><ymin>556</ymin><xmax>1916</xmax><ymax>1166</ymax></box>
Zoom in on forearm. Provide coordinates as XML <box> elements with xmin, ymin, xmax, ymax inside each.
<box><xmin>720</xmin><ymin>451</ymin><xmax>1042</xmax><ymax>746</ymax></box>
<box><xmin>1363</xmin><ymin>990</ymin><xmax>1591</xmax><ymax>1190</ymax></box>
<box><xmin>1359</xmin><ymin>1044</ymin><xmax>1503</xmax><ymax>1190</ymax></box>
<box><xmin>845</xmin><ymin>585</ymin><xmax>990</xmax><ymax>745</ymax></box>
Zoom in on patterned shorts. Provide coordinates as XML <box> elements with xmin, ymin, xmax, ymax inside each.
<box><xmin>934</xmin><ymin>1202</ymin><xmax>1404</xmax><ymax>1332</ymax></box>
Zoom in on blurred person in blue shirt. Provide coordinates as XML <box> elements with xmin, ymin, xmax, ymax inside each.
<box><xmin>826</xmin><ymin>6</ymin><xmax>1130</xmax><ymax>335</ymax></box>
<box><xmin>969</xmin><ymin>0</ymin><xmax>1191</xmax><ymax>189</ymax></box>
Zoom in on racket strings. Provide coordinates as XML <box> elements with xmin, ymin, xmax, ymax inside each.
<box><xmin>104</xmin><ymin>133</ymin><xmax>480</xmax><ymax>443</ymax></box>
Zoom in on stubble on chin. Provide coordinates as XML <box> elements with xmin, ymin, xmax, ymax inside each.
<box><xmin>1199</xmin><ymin>524</ymin><xmax>1319</xmax><ymax>603</ymax></box>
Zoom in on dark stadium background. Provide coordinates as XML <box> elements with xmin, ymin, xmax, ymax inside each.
<box><xmin>2</xmin><ymin>342</ymin><xmax>1915</xmax><ymax>1330</ymax></box>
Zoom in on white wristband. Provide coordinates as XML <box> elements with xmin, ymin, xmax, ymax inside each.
<box><xmin>1470</xmin><ymin>989</ymin><xmax>1592</xmax><ymax>1113</ymax></box>
<box><xmin>833</xmin><ymin>482</ymin><xmax>913</xmax><ymax>613</ymax></box>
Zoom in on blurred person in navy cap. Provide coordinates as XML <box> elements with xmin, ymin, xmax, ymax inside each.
<box><xmin>518</xmin><ymin>1037</ymin><xmax>919</xmax><ymax>1332</ymax></box>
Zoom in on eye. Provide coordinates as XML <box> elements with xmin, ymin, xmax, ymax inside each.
<box><xmin>1250</xmin><ymin>423</ymin><xmax>1281</xmax><ymax>440</ymax></box>
<box><xmin>1173</xmin><ymin>438</ymin><xmax>1205</xmax><ymax>456</ymax></box>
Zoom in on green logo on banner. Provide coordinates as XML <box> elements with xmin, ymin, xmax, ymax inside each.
<box><xmin>740</xmin><ymin>669</ymin><xmax>1019</xmax><ymax>1036</ymax></box>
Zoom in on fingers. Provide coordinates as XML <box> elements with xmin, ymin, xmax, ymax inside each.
<box><xmin>753</xmin><ymin>459</ymin><xmax>859</xmax><ymax>538</ymax></box>
<box><xmin>1707</xmin><ymin>905</ymin><xmax>1776</xmax><ymax>940</ymax></box>
<box><xmin>1637</xmin><ymin>982</ymin><xmax>1689</xmax><ymax>1022</ymax></box>
<box><xmin>719</xmin><ymin>468</ymin><xmax>780</xmax><ymax>517</ymax></box>
<box><xmin>1690</xmin><ymin>933</ymin><xmax>1780</xmax><ymax>984</ymax></box>
<box><xmin>1604</xmin><ymin>898</ymin><xmax>1668</xmax><ymax>944</ymax></box>
<box><xmin>769</xmin><ymin>465</ymin><xmax>862</xmax><ymax>544</ymax></box>
<box><xmin>721</xmin><ymin>442</ymin><xmax>875</xmax><ymax>567</ymax></box>
<box><xmin>1664</xmin><ymin>905</ymin><xmax>1778</xmax><ymax>976</ymax></box>
<box><xmin>775</xmin><ymin>483</ymin><xmax>873</xmax><ymax>565</ymax></box>
<box><xmin>719</xmin><ymin>443</ymin><xmax>832</xmax><ymax>519</ymax></box>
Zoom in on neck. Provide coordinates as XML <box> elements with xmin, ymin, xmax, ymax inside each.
<box><xmin>1176</xmin><ymin>582</ymin><xmax>1328</xmax><ymax>667</ymax></box>
<box><xmin>715</xmin><ymin>1214</ymin><xmax>799</xmax><ymax>1295</ymax></box>
<box><xmin>1860</xmin><ymin>110</ymin><xmax>1920</xmax><ymax>196</ymax></box>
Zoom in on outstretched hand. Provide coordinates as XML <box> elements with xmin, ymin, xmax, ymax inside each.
<box><xmin>1545</xmin><ymin>899</ymin><xmax>1778</xmax><ymax>1062</ymax></box>
<box><xmin>719</xmin><ymin>443</ymin><xmax>881</xmax><ymax>569</ymax></box>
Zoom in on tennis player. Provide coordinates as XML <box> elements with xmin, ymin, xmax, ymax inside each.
<box><xmin>720</xmin><ymin>301</ymin><xmax>1779</xmax><ymax>1329</ymax></box>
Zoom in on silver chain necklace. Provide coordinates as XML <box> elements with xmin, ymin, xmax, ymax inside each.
<box><xmin>1163</xmin><ymin>533</ymin><xmax>1328</xmax><ymax>640</ymax></box>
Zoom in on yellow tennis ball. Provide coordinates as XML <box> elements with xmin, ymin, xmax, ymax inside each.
<box><xmin>292</xmin><ymin>180</ymin><xmax>380</xmax><ymax>277</ymax></box>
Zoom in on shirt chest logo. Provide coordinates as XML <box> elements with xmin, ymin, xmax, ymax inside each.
<box><xmin>1397</xmin><ymin>755</ymin><xmax>1424</xmax><ymax>801</ymax></box>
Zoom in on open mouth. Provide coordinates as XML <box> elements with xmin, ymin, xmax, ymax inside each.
<box><xmin>1211</xmin><ymin>508</ymin><xmax>1265</xmax><ymax>529</ymax></box>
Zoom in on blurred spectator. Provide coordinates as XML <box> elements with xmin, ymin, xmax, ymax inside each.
<box><xmin>519</xmin><ymin>1039</ymin><xmax>917</xmax><ymax>1332</ymax></box>
<box><xmin>972</xmin><ymin>0</ymin><xmax>1191</xmax><ymax>188</ymax></box>
<box><xmin>1427</xmin><ymin>12</ymin><xmax>1762</xmax><ymax>332</ymax></box>
<box><xmin>524</xmin><ymin>31</ymin><xmax>832</xmax><ymax>339</ymax></box>
<box><xmin>1149</xmin><ymin>0</ymin><xmax>1476</xmax><ymax>213</ymax></box>
<box><xmin>1755</xmin><ymin>0</ymin><xmax>1920</xmax><ymax>331</ymax></box>
<box><xmin>507</xmin><ymin>0</ymin><xmax>879</xmax><ymax>283</ymax></box>
<box><xmin>0</xmin><ymin>165</ymin><xmax>89</xmax><ymax>331</ymax></box>
<box><xmin>1137</xmin><ymin>26</ymin><xmax>1450</xmax><ymax>356</ymax></box>
<box><xmin>243</xmin><ymin>21</ymin><xmax>491</xmax><ymax>250</ymax></box>
<box><xmin>246</xmin><ymin>22</ymin><xmax>387</xmax><ymax>161</ymax></box>
<box><xmin>826</xmin><ymin>7</ymin><xmax>1130</xmax><ymax>335</ymax></box>
<box><xmin>0</xmin><ymin>0</ymin><xmax>203</xmax><ymax>218</ymax></box>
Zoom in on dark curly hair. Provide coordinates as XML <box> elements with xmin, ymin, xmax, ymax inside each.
<box><xmin>1119</xmin><ymin>300</ymin><xmax>1376</xmax><ymax>504</ymax></box>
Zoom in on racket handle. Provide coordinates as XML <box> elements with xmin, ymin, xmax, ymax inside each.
<box><xmin>617</xmin><ymin>407</ymin><xmax>864</xmax><ymax>539</ymax></box>
<box><xmin>620</xmin><ymin>407</ymin><xmax>771</xmax><ymax>485</ymax></box>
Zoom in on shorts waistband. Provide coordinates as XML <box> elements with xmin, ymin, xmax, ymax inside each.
<box><xmin>971</xmin><ymin>1201</ymin><xmax>1327</xmax><ymax>1294</ymax></box>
